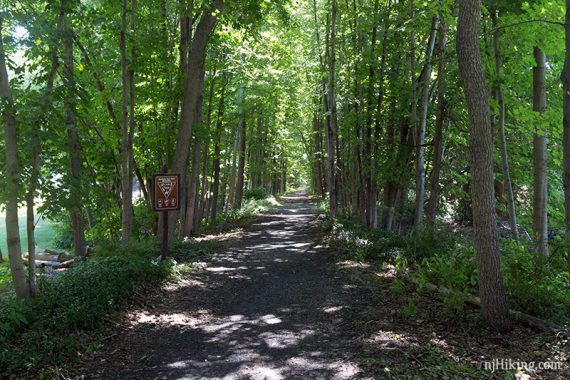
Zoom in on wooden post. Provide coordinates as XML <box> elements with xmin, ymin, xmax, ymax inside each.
<box><xmin>161</xmin><ymin>209</ymin><xmax>168</xmax><ymax>261</ymax></box>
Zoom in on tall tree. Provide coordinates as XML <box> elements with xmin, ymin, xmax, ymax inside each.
<box><xmin>491</xmin><ymin>10</ymin><xmax>519</xmax><ymax>241</ymax></box>
<box><xmin>563</xmin><ymin>0</ymin><xmax>570</xmax><ymax>275</ymax></box>
<box><xmin>457</xmin><ymin>0</ymin><xmax>511</xmax><ymax>332</ymax></box>
<box><xmin>327</xmin><ymin>0</ymin><xmax>339</xmax><ymax>217</ymax></box>
<box><xmin>168</xmin><ymin>0</ymin><xmax>224</xmax><ymax>239</ymax></box>
<box><xmin>533</xmin><ymin>46</ymin><xmax>548</xmax><ymax>258</ymax></box>
<box><xmin>1</xmin><ymin>18</ymin><xmax>30</xmax><ymax>298</ymax></box>
<box><xmin>413</xmin><ymin>15</ymin><xmax>439</xmax><ymax>227</ymax></box>
<box><xmin>426</xmin><ymin>19</ymin><xmax>447</xmax><ymax>231</ymax></box>
<box><xmin>63</xmin><ymin>0</ymin><xmax>86</xmax><ymax>258</ymax></box>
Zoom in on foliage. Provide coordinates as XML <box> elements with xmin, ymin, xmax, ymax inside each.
<box><xmin>0</xmin><ymin>262</ymin><xmax>10</xmax><ymax>290</ymax></box>
<box><xmin>0</xmin><ymin>240</ymin><xmax>201</xmax><ymax>377</ymax></box>
<box><xmin>201</xmin><ymin>195</ymin><xmax>281</xmax><ymax>234</ymax></box>
<box><xmin>243</xmin><ymin>187</ymin><xmax>268</xmax><ymax>200</ymax></box>
<box><xmin>328</xmin><ymin>217</ymin><xmax>570</xmax><ymax>325</ymax></box>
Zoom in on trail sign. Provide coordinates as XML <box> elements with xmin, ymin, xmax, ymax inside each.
<box><xmin>153</xmin><ymin>174</ymin><xmax>180</xmax><ymax>211</ymax></box>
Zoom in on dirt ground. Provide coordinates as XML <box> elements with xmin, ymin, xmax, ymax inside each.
<box><xmin>70</xmin><ymin>192</ymin><xmax>569</xmax><ymax>379</ymax></box>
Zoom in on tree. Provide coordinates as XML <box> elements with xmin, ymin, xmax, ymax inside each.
<box><xmin>1</xmin><ymin>18</ymin><xmax>30</xmax><ymax>298</ymax></box>
<box><xmin>533</xmin><ymin>46</ymin><xmax>548</xmax><ymax>258</ymax></box>
<box><xmin>456</xmin><ymin>0</ymin><xmax>511</xmax><ymax>332</ymax></box>
<box><xmin>120</xmin><ymin>0</ymin><xmax>136</xmax><ymax>242</ymax></box>
<box><xmin>562</xmin><ymin>0</ymin><xmax>570</xmax><ymax>275</ymax></box>
<box><xmin>62</xmin><ymin>0</ymin><xmax>86</xmax><ymax>258</ymax></box>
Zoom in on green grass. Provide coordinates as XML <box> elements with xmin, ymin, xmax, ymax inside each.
<box><xmin>0</xmin><ymin>210</ymin><xmax>57</xmax><ymax>257</ymax></box>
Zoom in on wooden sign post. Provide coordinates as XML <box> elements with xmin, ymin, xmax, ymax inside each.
<box><xmin>153</xmin><ymin>166</ymin><xmax>180</xmax><ymax>261</ymax></box>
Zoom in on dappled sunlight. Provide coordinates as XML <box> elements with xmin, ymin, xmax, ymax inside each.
<box><xmin>80</xmin><ymin>192</ymin><xmax>365</xmax><ymax>379</ymax></box>
<box><xmin>128</xmin><ymin>309</ymin><xmax>212</xmax><ymax>328</ymax></box>
<box><xmin>337</xmin><ymin>260</ymin><xmax>371</xmax><ymax>269</ymax></box>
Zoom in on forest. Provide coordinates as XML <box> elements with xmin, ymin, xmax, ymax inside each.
<box><xmin>2</xmin><ymin>0</ymin><xmax>570</xmax><ymax>378</ymax></box>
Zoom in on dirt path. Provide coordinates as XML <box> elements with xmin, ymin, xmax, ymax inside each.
<box><xmin>73</xmin><ymin>191</ymin><xmax>567</xmax><ymax>380</ymax></box>
<box><xmin>78</xmin><ymin>191</ymin><xmax>370</xmax><ymax>379</ymax></box>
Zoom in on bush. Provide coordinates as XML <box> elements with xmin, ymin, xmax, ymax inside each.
<box><xmin>243</xmin><ymin>187</ymin><xmax>269</xmax><ymax>200</ymax></box>
<box><xmin>328</xmin><ymin>217</ymin><xmax>570</xmax><ymax>324</ymax></box>
<box><xmin>0</xmin><ymin>240</ymin><xmax>172</xmax><ymax>377</ymax></box>
<box><xmin>501</xmin><ymin>239</ymin><xmax>570</xmax><ymax>324</ymax></box>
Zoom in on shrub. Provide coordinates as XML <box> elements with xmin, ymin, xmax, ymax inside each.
<box><xmin>244</xmin><ymin>187</ymin><xmax>268</xmax><ymax>200</ymax></box>
<box><xmin>0</xmin><ymin>240</ymin><xmax>171</xmax><ymax>376</ymax></box>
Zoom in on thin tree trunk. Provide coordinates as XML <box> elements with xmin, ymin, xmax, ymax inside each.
<box><xmin>533</xmin><ymin>46</ymin><xmax>548</xmax><ymax>258</ymax></box>
<box><xmin>327</xmin><ymin>0</ymin><xmax>338</xmax><ymax>217</ymax></box>
<box><xmin>491</xmin><ymin>11</ymin><xmax>519</xmax><ymax>241</ymax></box>
<box><xmin>234</xmin><ymin>107</ymin><xmax>246</xmax><ymax>209</ymax></box>
<box><xmin>457</xmin><ymin>0</ymin><xmax>511</xmax><ymax>333</ymax></box>
<box><xmin>414</xmin><ymin>15</ymin><xmax>439</xmax><ymax>228</ymax></box>
<box><xmin>0</xmin><ymin>18</ymin><xmax>30</xmax><ymax>298</ymax></box>
<box><xmin>120</xmin><ymin>0</ymin><xmax>135</xmax><ymax>242</ymax></box>
<box><xmin>196</xmin><ymin>68</ymin><xmax>217</xmax><ymax>228</ymax></box>
<box><xmin>210</xmin><ymin>73</ymin><xmax>227</xmax><ymax>220</ymax></box>
<box><xmin>63</xmin><ymin>2</ymin><xmax>86</xmax><ymax>258</ymax></box>
<box><xmin>562</xmin><ymin>0</ymin><xmax>570</xmax><ymax>278</ymax></box>
<box><xmin>426</xmin><ymin>19</ymin><xmax>447</xmax><ymax>231</ymax></box>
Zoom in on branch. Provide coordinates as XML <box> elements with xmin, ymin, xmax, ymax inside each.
<box><xmin>488</xmin><ymin>19</ymin><xmax>564</xmax><ymax>35</ymax></box>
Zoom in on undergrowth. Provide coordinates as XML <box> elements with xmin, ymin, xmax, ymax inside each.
<box><xmin>0</xmin><ymin>238</ymin><xmax>215</xmax><ymax>378</ymax></box>
<box><xmin>200</xmin><ymin>195</ymin><xmax>281</xmax><ymax>234</ymax></box>
<box><xmin>326</xmin><ymin>217</ymin><xmax>570</xmax><ymax>325</ymax></box>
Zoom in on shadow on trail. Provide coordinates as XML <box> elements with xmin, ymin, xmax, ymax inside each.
<box><xmin>89</xmin><ymin>191</ymin><xmax>368</xmax><ymax>379</ymax></box>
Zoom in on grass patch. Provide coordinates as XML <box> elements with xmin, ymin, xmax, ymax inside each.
<box><xmin>0</xmin><ymin>213</ymin><xmax>57</xmax><ymax>255</ymax></box>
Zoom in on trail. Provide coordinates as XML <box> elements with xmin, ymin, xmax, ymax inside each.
<box><xmin>72</xmin><ymin>191</ymin><xmax>568</xmax><ymax>380</ymax></box>
<box><xmin>80</xmin><ymin>191</ymin><xmax>369</xmax><ymax>379</ymax></box>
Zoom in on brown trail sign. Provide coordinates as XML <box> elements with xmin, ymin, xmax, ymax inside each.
<box><xmin>153</xmin><ymin>174</ymin><xmax>180</xmax><ymax>211</ymax></box>
<box><xmin>153</xmin><ymin>172</ymin><xmax>180</xmax><ymax>261</ymax></box>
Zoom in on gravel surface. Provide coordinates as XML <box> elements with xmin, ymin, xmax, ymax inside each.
<box><xmin>77</xmin><ymin>191</ymin><xmax>370</xmax><ymax>379</ymax></box>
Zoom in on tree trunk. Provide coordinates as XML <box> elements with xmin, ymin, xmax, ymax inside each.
<box><xmin>0</xmin><ymin>19</ymin><xmax>30</xmax><ymax>298</ymax></box>
<box><xmin>426</xmin><ymin>19</ymin><xmax>447</xmax><ymax>231</ymax></box>
<box><xmin>234</xmin><ymin>107</ymin><xmax>246</xmax><ymax>209</ymax></box>
<box><xmin>63</xmin><ymin>2</ymin><xmax>86</xmax><ymax>258</ymax></box>
<box><xmin>413</xmin><ymin>15</ymin><xmax>439</xmax><ymax>228</ymax></box>
<box><xmin>210</xmin><ymin>73</ymin><xmax>227</xmax><ymax>221</ymax></box>
<box><xmin>168</xmin><ymin>0</ymin><xmax>224</xmax><ymax>239</ymax></box>
<box><xmin>120</xmin><ymin>0</ymin><xmax>135</xmax><ymax>242</ymax></box>
<box><xmin>196</xmin><ymin>68</ymin><xmax>217</xmax><ymax>228</ymax></box>
<box><xmin>533</xmin><ymin>46</ymin><xmax>548</xmax><ymax>259</ymax></box>
<box><xmin>457</xmin><ymin>0</ymin><xmax>511</xmax><ymax>333</ymax></box>
<box><xmin>491</xmin><ymin>11</ymin><xmax>519</xmax><ymax>241</ymax></box>
<box><xmin>327</xmin><ymin>0</ymin><xmax>339</xmax><ymax>217</ymax></box>
<box><xmin>562</xmin><ymin>0</ymin><xmax>570</xmax><ymax>278</ymax></box>
<box><xmin>182</xmin><ymin>69</ymin><xmax>206</xmax><ymax>237</ymax></box>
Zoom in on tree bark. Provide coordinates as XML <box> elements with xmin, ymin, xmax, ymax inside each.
<box><xmin>182</xmin><ymin>68</ymin><xmax>207</xmax><ymax>237</ymax></box>
<box><xmin>327</xmin><ymin>0</ymin><xmax>339</xmax><ymax>217</ymax></box>
<box><xmin>0</xmin><ymin>18</ymin><xmax>30</xmax><ymax>298</ymax></box>
<box><xmin>457</xmin><ymin>0</ymin><xmax>511</xmax><ymax>333</ymax></box>
<box><xmin>413</xmin><ymin>15</ymin><xmax>439</xmax><ymax>228</ymax></box>
<box><xmin>233</xmin><ymin>92</ymin><xmax>246</xmax><ymax>209</ymax></box>
<box><xmin>562</xmin><ymin>0</ymin><xmax>570</xmax><ymax>277</ymax></box>
<box><xmin>491</xmin><ymin>11</ymin><xmax>519</xmax><ymax>241</ymax></box>
<box><xmin>63</xmin><ymin>1</ymin><xmax>86</xmax><ymax>258</ymax></box>
<box><xmin>426</xmin><ymin>19</ymin><xmax>447</xmax><ymax>231</ymax></box>
<box><xmin>533</xmin><ymin>46</ymin><xmax>548</xmax><ymax>259</ymax></box>
<box><xmin>210</xmin><ymin>73</ymin><xmax>227</xmax><ymax>221</ymax></box>
<box><xmin>167</xmin><ymin>0</ymin><xmax>223</xmax><ymax>239</ymax></box>
<box><xmin>120</xmin><ymin>0</ymin><xmax>136</xmax><ymax>242</ymax></box>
